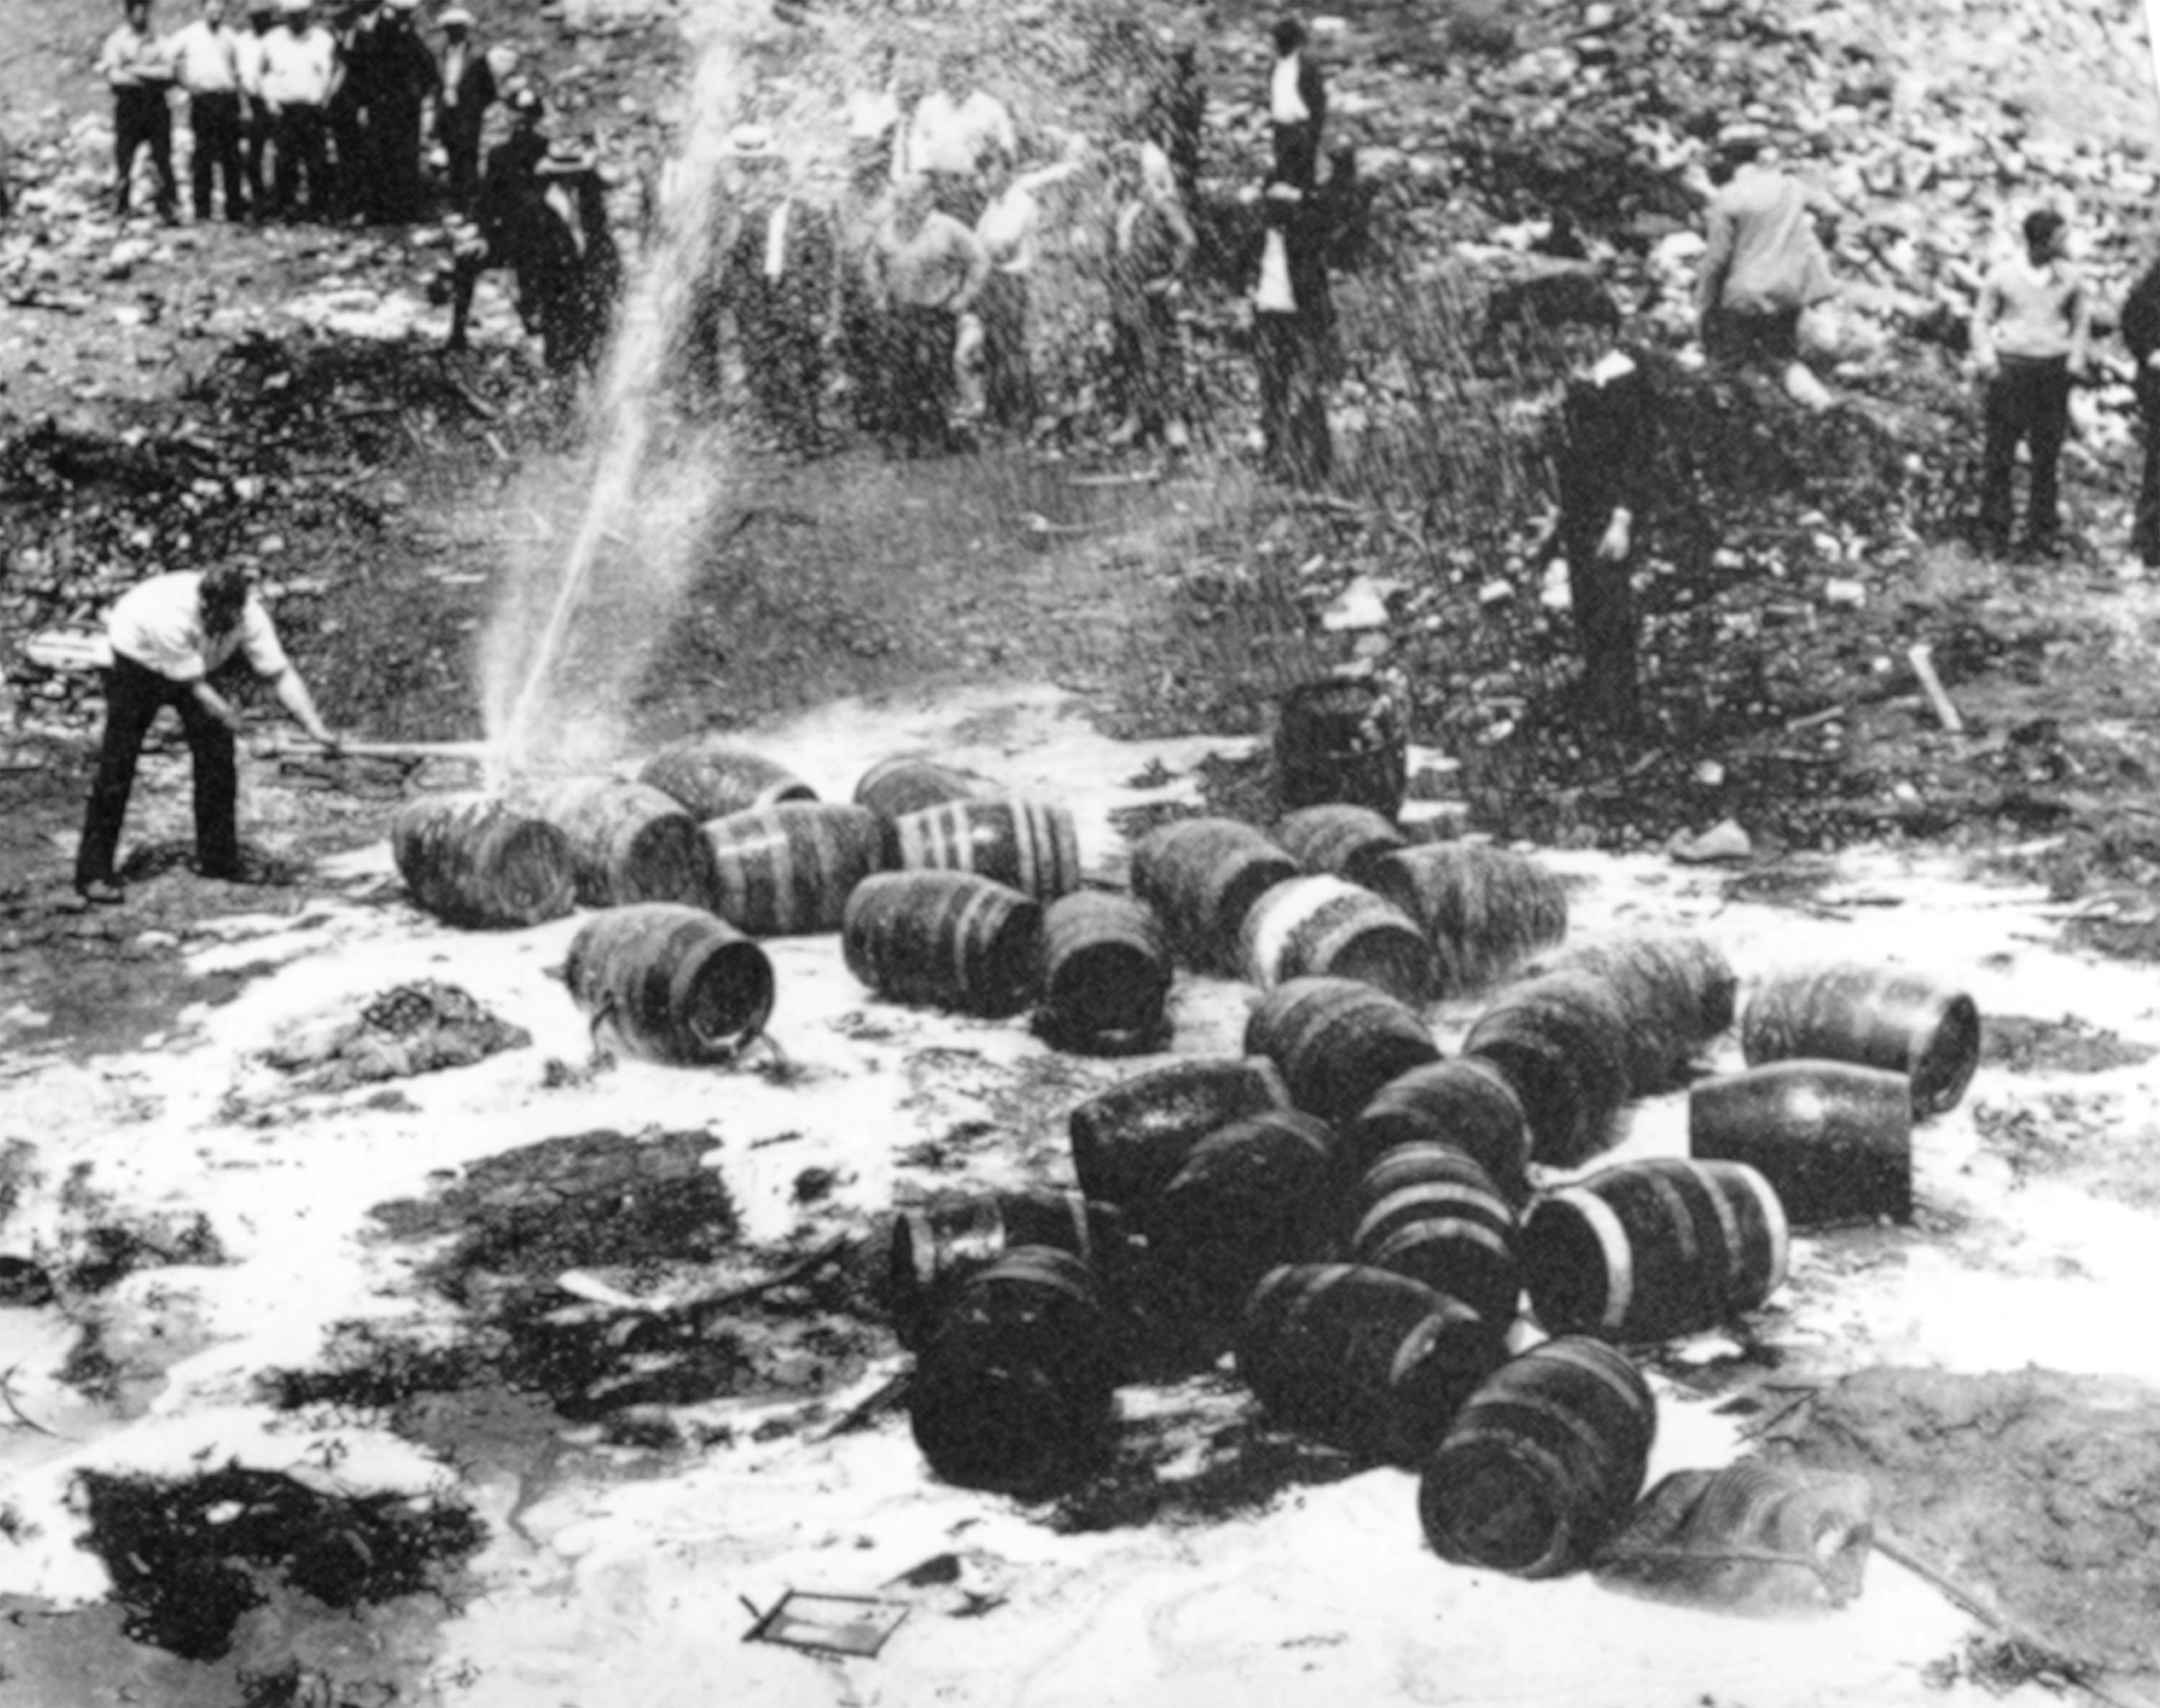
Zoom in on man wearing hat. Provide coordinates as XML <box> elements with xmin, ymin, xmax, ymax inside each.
<box><xmin>722</xmin><ymin>124</ymin><xmax>836</xmax><ymax>454</ymax></box>
<box><xmin>433</xmin><ymin>5</ymin><xmax>495</xmax><ymax>208</ymax></box>
<box><xmin>168</xmin><ymin>0</ymin><xmax>249</xmax><ymax>220</ymax></box>
<box><xmin>1696</xmin><ymin>122</ymin><xmax>1837</xmax><ymax>405</ymax></box>
<box><xmin>1245</xmin><ymin>175</ymin><xmax>1336</xmax><ymax>485</ymax></box>
<box><xmin>366</xmin><ymin>0</ymin><xmax>438</xmax><ymax>220</ymax></box>
<box><xmin>528</xmin><ymin>135</ymin><xmax>621</xmax><ymax>374</ymax></box>
<box><xmin>1266</xmin><ymin>16</ymin><xmax>1326</xmax><ymax>194</ymax></box>
<box><xmin>233</xmin><ymin>0</ymin><xmax>281</xmax><ymax>215</ymax></box>
<box><xmin>96</xmin><ymin>0</ymin><xmax>180</xmax><ymax>222</ymax></box>
<box><xmin>258</xmin><ymin>0</ymin><xmax>336</xmax><ymax>217</ymax></box>
<box><xmin>446</xmin><ymin>82</ymin><xmax>548</xmax><ymax>351</ymax></box>
<box><xmin>73</xmin><ymin>564</ymin><xmax>341</xmax><ymax>906</ymax></box>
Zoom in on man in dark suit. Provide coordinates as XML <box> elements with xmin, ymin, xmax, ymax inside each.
<box><xmin>366</xmin><ymin>0</ymin><xmax>437</xmax><ymax>220</ymax></box>
<box><xmin>723</xmin><ymin>124</ymin><xmax>837</xmax><ymax>454</ymax></box>
<box><xmin>433</xmin><ymin>5</ymin><xmax>494</xmax><ymax>207</ymax></box>
<box><xmin>1266</xmin><ymin>16</ymin><xmax>1326</xmax><ymax>192</ymax></box>
<box><xmin>1245</xmin><ymin>177</ymin><xmax>1337</xmax><ymax>487</ymax></box>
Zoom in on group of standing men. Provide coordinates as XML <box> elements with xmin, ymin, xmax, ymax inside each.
<box><xmin>97</xmin><ymin>0</ymin><xmax>497</xmax><ymax>226</ymax></box>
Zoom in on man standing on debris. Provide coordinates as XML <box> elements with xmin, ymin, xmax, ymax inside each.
<box><xmin>1245</xmin><ymin>177</ymin><xmax>1338</xmax><ymax>487</ymax></box>
<box><xmin>233</xmin><ymin>0</ymin><xmax>279</xmax><ymax>216</ymax></box>
<box><xmin>366</xmin><ymin>0</ymin><xmax>438</xmax><ymax>221</ymax></box>
<box><xmin>870</xmin><ymin>174</ymin><xmax>991</xmax><ymax>457</ymax></box>
<box><xmin>971</xmin><ymin>154</ymin><xmax>1083</xmax><ymax>436</ymax></box>
<box><xmin>445</xmin><ymin>81</ymin><xmax>548</xmax><ymax>351</ymax></box>
<box><xmin>74</xmin><ymin>565</ymin><xmax>341</xmax><ymax>906</ymax></box>
<box><xmin>1696</xmin><ymin>122</ymin><xmax>1837</xmax><ymax>408</ymax></box>
<box><xmin>168</xmin><ymin>0</ymin><xmax>249</xmax><ymax>221</ymax></box>
<box><xmin>259</xmin><ymin>0</ymin><xmax>336</xmax><ymax>218</ymax></box>
<box><xmin>2118</xmin><ymin>249</ymin><xmax>2160</xmax><ymax>572</ymax></box>
<box><xmin>1105</xmin><ymin>140</ymin><xmax>1195</xmax><ymax>454</ymax></box>
<box><xmin>98</xmin><ymin>0</ymin><xmax>181</xmax><ymax>223</ymax></box>
<box><xmin>894</xmin><ymin>52</ymin><xmax>1015</xmax><ymax>225</ymax></box>
<box><xmin>527</xmin><ymin>135</ymin><xmax>623</xmax><ymax>374</ymax></box>
<box><xmin>1266</xmin><ymin>16</ymin><xmax>1326</xmax><ymax>193</ymax></box>
<box><xmin>432</xmin><ymin>6</ymin><xmax>495</xmax><ymax>208</ymax></box>
<box><xmin>1971</xmin><ymin>207</ymin><xmax>2091</xmax><ymax>561</ymax></box>
<box><xmin>722</xmin><ymin>124</ymin><xmax>836</xmax><ymax>455</ymax></box>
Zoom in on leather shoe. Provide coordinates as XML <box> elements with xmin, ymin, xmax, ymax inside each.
<box><xmin>76</xmin><ymin>880</ymin><xmax>125</xmax><ymax>906</ymax></box>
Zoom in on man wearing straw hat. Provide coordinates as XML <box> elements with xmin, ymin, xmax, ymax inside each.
<box><xmin>73</xmin><ymin>565</ymin><xmax>341</xmax><ymax>907</ymax></box>
<box><xmin>432</xmin><ymin>4</ymin><xmax>494</xmax><ymax>207</ymax></box>
<box><xmin>723</xmin><ymin>122</ymin><xmax>836</xmax><ymax>455</ymax></box>
<box><xmin>444</xmin><ymin>81</ymin><xmax>547</xmax><ymax>351</ymax></box>
<box><xmin>527</xmin><ymin>133</ymin><xmax>621</xmax><ymax>374</ymax></box>
<box><xmin>258</xmin><ymin>0</ymin><xmax>336</xmax><ymax>218</ymax></box>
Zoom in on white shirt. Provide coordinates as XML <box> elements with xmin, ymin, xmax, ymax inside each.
<box><xmin>762</xmin><ymin>202</ymin><xmax>791</xmax><ymax>279</ymax></box>
<box><xmin>97</xmin><ymin>23</ymin><xmax>174</xmax><ymax>90</ymax></box>
<box><xmin>441</xmin><ymin>40</ymin><xmax>468</xmax><ymax>107</ymax></box>
<box><xmin>234</xmin><ymin>29</ymin><xmax>271</xmax><ymax>98</ymax></box>
<box><xmin>168</xmin><ymin>18</ymin><xmax>243</xmax><ymax>94</ymax></box>
<box><xmin>1270</xmin><ymin>53</ymin><xmax>1310</xmax><ymax>123</ymax></box>
<box><xmin>108</xmin><ymin>572</ymin><xmax>289</xmax><ymax>683</ymax></box>
<box><xmin>1256</xmin><ymin>228</ymin><xmax>1295</xmax><ymax>313</ymax></box>
<box><xmin>258</xmin><ymin>23</ymin><xmax>336</xmax><ymax>106</ymax></box>
<box><xmin>900</xmin><ymin>89</ymin><xmax>1016</xmax><ymax>179</ymax></box>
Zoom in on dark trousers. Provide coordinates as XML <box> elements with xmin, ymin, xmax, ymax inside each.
<box><xmin>1560</xmin><ymin>521</ymin><xmax>1641</xmax><ymax>732</ymax></box>
<box><xmin>739</xmin><ymin>296</ymin><xmax>826</xmax><ymax>448</ymax></box>
<box><xmin>1980</xmin><ymin>354</ymin><xmax>2071</xmax><ymax>549</ymax></box>
<box><xmin>76</xmin><ymin>653</ymin><xmax>239</xmax><ymax>888</ymax></box>
<box><xmin>2137</xmin><ymin>370</ymin><xmax>2160</xmax><ymax>567</ymax></box>
<box><xmin>188</xmin><ymin>90</ymin><xmax>247</xmax><ymax>218</ymax></box>
<box><xmin>1255</xmin><ymin>310</ymin><xmax>1332</xmax><ymax>486</ymax></box>
<box><xmin>1704</xmin><ymin>304</ymin><xmax>1801</xmax><ymax>367</ymax></box>
<box><xmin>1271</xmin><ymin>120</ymin><xmax>1320</xmax><ymax>191</ymax></box>
<box><xmin>886</xmin><ymin>305</ymin><xmax>960</xmax><ymax>452</ymax></box>
<box><xmin>978</xmin><ymin>270</ymin><xmax>1035</xmax><ymax>428</ymax></box>
<box><xmin>242</xmin><ymin>108</ymin><xmax>271</xmax><ymax>212</ymax></box>
<box><xmin>113</xmin><ymin>87</ymin><xmax>177</xmax><ymax>217</ymax></box>
<box><xmin>271</xmin><ymin>102</ymin><xmax>328</xmax><ymax>217</ymax></box>
<box><xmin>369</xmin><ymin>102</ymin><xmax>428</xmax><ymax>222</ymax></box>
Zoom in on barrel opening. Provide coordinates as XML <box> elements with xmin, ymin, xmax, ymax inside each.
<box><xmin>911</xmin><ymin>1362</ymin><xmax>1097</xmax><ymax>1494</ymax></box>
<box><xmin>496</xmin><ymin>821</ymin><xmax>579</xmax><ymax>918</ymax></box>
<box><xmin>680</xmin><ymin>939</ymin><xmax>777</xmax><ymax>1055</ymax></box>
<box><xmin>1047</xmin><ymin>940</ymin><xmax>1169</xmax><ymax>1038</ymax></box>
<box><xmin>1913</xmin><ymin>993</ymin><xmax>1981</xmax><ymax>1115</ymax></box>
<box><xmin>1423</xmin><ymin>1439</ymin><xmax>1568</xmax><ymax>1575</ymax></box>
<box><xmin>1520</xmin><ymin>1203</ymin><xmax>1613</xmax><ymax>1334</ymax></box>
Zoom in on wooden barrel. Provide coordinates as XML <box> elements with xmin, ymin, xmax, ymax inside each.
<box><xmin>1237</xmin><ymin>875</ymin><xmax>1439</xmax><ymax>1004</ymax></box>
<box><xmin>1237</xmin><ymin>1263</ymin><xmax>1505</xmax><ymax>1464</ymax></box>
<box><xmin>1038</xmin><ymin>891</ymin><xmax>1173</xmax><ymax>1043</ymax></box>
<box><xmin>1462</xmin><ymin>971</ymin><xmax>1633</xmax><ymax>1168</ymax></box>
<box><xmin>1367</xmin><ymin>843</ymin><xmax>1568</xmax><ymax>994</ymax></box>
<box><xmin>909</xmin><ymin>1246</ymin><xmax>1120</xmax><ymax>1494</ymax></box>
<box><xmin>564</xmin><ymin>903</ymin><xmax>775</xmax><ymax>1064</ymax></box>
<box><xmin>1345</xmin><ymin>1143</ymin><xmax>1521</xmax><ymax>1331</ymax></box>
<box><xmin>1068</xmin><ymin>1056</ymin><xmax>1292</xmax><ymax>1208</ymax></box>
<box><xmin>1344</xmin><ymin>1058</ymin><xmax>1532</xmax><ymax>1208</ymax></box>
<box><xmin>853</xmin><ymin>755</ymin><xmax>999</xmax><ymax>822</ymax></box>
<box><xmin>638</xmin><ymin>735</ymin><xmax>816</xmax><ymax>821</ymax></box>
<box><xmin>1740</xmin><ymin>964</ymin><xmax>1981</xmax><ymax>1116</ymax></box>
<box><xmin>390</xmin><ymin>792</ymin><xmax>577</xmax><ymax>929</ymax></box>
<box><xmin>893</xmin><ymin>799</ymin><xmax>1083</xmax><ymax>902</ymax></box>
<box><xmin>842</xmin><ymin>871</ymin><xmax>1043</xmax><ymax>1018</ymax></box>
<box><xmin>1146</xmin><ymin>1110</ymin><xmax>1338</xmax><ymax>1318</ymax></box>
<box><xmin>1418</xmin><ymin>1336</ymin><xmax>1656</xmax><ymax>1578</ymax></box>
<box><xmin>701</xmin><ymin>801</ymin><xmax>893</xmax><ymax>937</ymax></box>
<box><xmin>535</xmin><ymin>777</ymin><xmax>718</xmax><ymax>909</ymax></box>
<box><xmin>1274</xmin><ymin>676</ymin><xmax>1408</xmax><ymax>817</ymax></box>
<box><xmin>1246</xmin><ymin>976</ymin><xmax>1441</xmax><ymax>1125</ymax></box>
<box><xmin>1689</xmin><ymin>1061</ymin><xmax>1913</xmax><ymax>1226</ymax></box>
<box><xmin>1524</xmin><ymin>1157</ymin><xmax>1789</xmax><ymax>1341</ymax></box>
<box><xmin>1129</xmin><ymin>817</ymin><xmax>1300</xmax><ymax>975</ymax></box>
<box><xmin>886</xmin><ymin>1190</ymin><xmax>1129</xmax><ymax>1349</ymax></box>
<box><xmin>1546</xmin><ymin>934</ymin><xmax>1736</xmax><ymax>1095</ymax></box>
<box><xmin>1272</xmin><ymin>804</ymin><xmax>1408</xmax><ymax>886</ymax></box>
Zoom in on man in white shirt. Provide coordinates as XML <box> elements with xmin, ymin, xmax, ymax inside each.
<box><xmin>74</xmin><ymin>566</ymin><xmax>340</xmax><ymax>904</ymax></box>
<box><xmin>258</xmin><ymin>0</ymin><xmax>336</xmax><ymax>218</ymax></box>
<box><xmin>168</xmin><ymin>0</ymin><xmax>248</xmax><ymax>220</ymax></box>
<box><xmin>895</xmin><ymin>52</ymin><xmax>1014</xmax><ymax>223</ymax></box>
<box><xmin>1267</xmin><ymin>16</ymin><xmax>1326</xmax><ymax>193</ymax></box>
<box><xmin>96</xmin><ymin>0</ymin><xmax>179</xmax><ymax>221</ymax></box>
<box><xmin>233</xmin><ymin>0</ymin><xmax>279</xmax><ymax>215</ymax></box>
<box><xmin>972</xmin><ymin>156</ymin><xmax>1081</xmax><ymax>432</ymax></box>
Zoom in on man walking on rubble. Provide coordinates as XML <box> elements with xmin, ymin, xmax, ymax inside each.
<box><xmin>74</xmin><ymin>565</ymin><xmax>341</xmax><ymax>907</ymax></box>
<box><xmin>1696</xmin><ymin>122</ymin><xmax>1836</xmax><ymax>409</ymax></box>
<box><xmin>870</xmin><ymin>174</ymin><xmax>991</xmax><ymax>457</ymax></box>
<box><xmin>98</xmin><ymin>0</ymin><xmax>180</xmax><ymax>223</ymax></box>
<box><xmin>168</xmin><ymin>0</ymin><xmax>249</xmax><ymax>220</ymax></box>
<box><xmin>432</xmin><ymin>5</ymin><xmax>495</xmax><ymax>208</ymax></box>
<box><xmin>1972</xmin><ymin>207</ymin><xmax>2091</xmax><ymax>562</ymax></box>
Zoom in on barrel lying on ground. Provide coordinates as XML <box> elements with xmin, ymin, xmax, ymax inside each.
<box><xmin>1418</xmin><ymin>1335</ymin><xmax>1656</xmax><ymax>1578</ymax></box>
<box><xmin>1546</xmin><ymin>933</ymin><xmax>1736</xmax><ymax>1095</ymax></box>
<box><xmin>1367</xmin><ymin>842</ymin><xmax>1567</xmax><ymax>993</ymax></box>
<box><xmin>1246</xmin><ymin>976</ymin><xmax>1441</xmax><ymax>1125</ymax></box>
<box><xmin>854</xmin><ymin>754</ymin><xmax>999</xmax><ymax>822</ymax></box>
<box><xmin>1342</xmin><ymin>1058</ymin><xmax>1532</xmax><ymax>1208</ymax></box>
<box><xmin>1238</xmin><ymin>874</ymin><xmax>1438</xmax><ymax>1004</ymax></box>
<box><xmin>391</xmin><ymin>792</ymin><xmax>577</xmax><ymax>928</ymax></box>
<box><xmin>1462</xmin><ymin>971</ymin><xmax>1633</xmax><ymax>1168</ymax></box>
<box><xmin>1037</xmin><ymin>891</ymin><xmax>1174</xmax><ymax>1046</ymax></box>
<box><xmin>702</xmin><ymin>801</ymin><xmax>892</xmax><ymax>936</ymax></box>
<box><xmin>1740</xmin><ymin>963</ymin><xmax>1981</xmax><ymax>1116</ymax></box>
<box><xmin>893</xmin><ymin>798</ymin><xmax>1083</xmax><ymax>901</ymax></box>
<box><xmin>909</xmin><ymin>1246</ymin><xmax>1120</xmax><ymax>1496</ymax></box>
<box><xmin>842</xmin><ymin>870</ymin><xmax>1043</xmax><ymax>1017</ymax></box>
<box><xmin>1522</xmin><ymin>1157</ymin><xmax>1788</xmax><ymax>1341</ymax></box>
<box><xmin>639</xmin><ymin>735</ymin><xmax>816</xmax><ymax>820</ymax></box>
<box><xmin>1067</xmin><ymin>1056</ymin><xmax>1292</xmax><ymax>1208</ymax></box>
<box><xmin>1145</xmin><ymin>1110</ymin><xmax>1338</xmax><ymax>1321</ymax></box>
<box><xmin>1130</xmin><ymin>817</ymin><xmax>1300</xmax><ymax>974</ymax></box>
<box><xmin>1690</xmin><ymin>1060</ymin><xmax>1914</xmax><ymax>1225</ymax></box>
<box><xmin>884</xmin><ymin>1190</ymin><xmax>1130</xmax><ymax>1350</ymax></box>
<box><xmin>1343</xmin><ymin>1142</ymin><xmax>1521</xmax><ymax>1332</ymax></box>
<box><xmin>564</xmin><ymin>903</ymin><xmax>775</xmax><ymax>1064</ymax></box>
<box><xmin>536</xmin><ymin>777</ymin><xmax>718</xmax><ymax>908</ymax></box>
<box><xmin>1272</xmin><ymin>803</ymin><xmax>1408</xmax><ymax>886</ymax></box>
<box><xmin>1238</xmin><ymin>1263</ymin><xmax>1505</xmax><ymax>1464</ymax></box>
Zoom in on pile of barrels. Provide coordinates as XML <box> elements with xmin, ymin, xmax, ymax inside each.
<box><xmin>886</xmin><ymin>945</ymin><xmax>1981</xmax><ymax>1581</ymax></box>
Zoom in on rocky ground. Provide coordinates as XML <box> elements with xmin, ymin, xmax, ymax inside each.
<box><xmin>7</xmin><ymin>0</ymin><xmax>2160</xmax><ymax>1702</ymax></box>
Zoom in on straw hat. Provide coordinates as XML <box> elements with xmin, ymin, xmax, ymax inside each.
<box><xmin>437</xmin><ymin>3</ymin><xmax>472</xmax><ymax>22</ymax></box>
<box><xmin>722</xmin><ymin>123</ymin><xmax>780</xmax><ymax>160</ymax></box>
<box><xmin>535</xmin><ymin>136</ymin><xmax>598</xmax><ymax>176</ymax></box>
